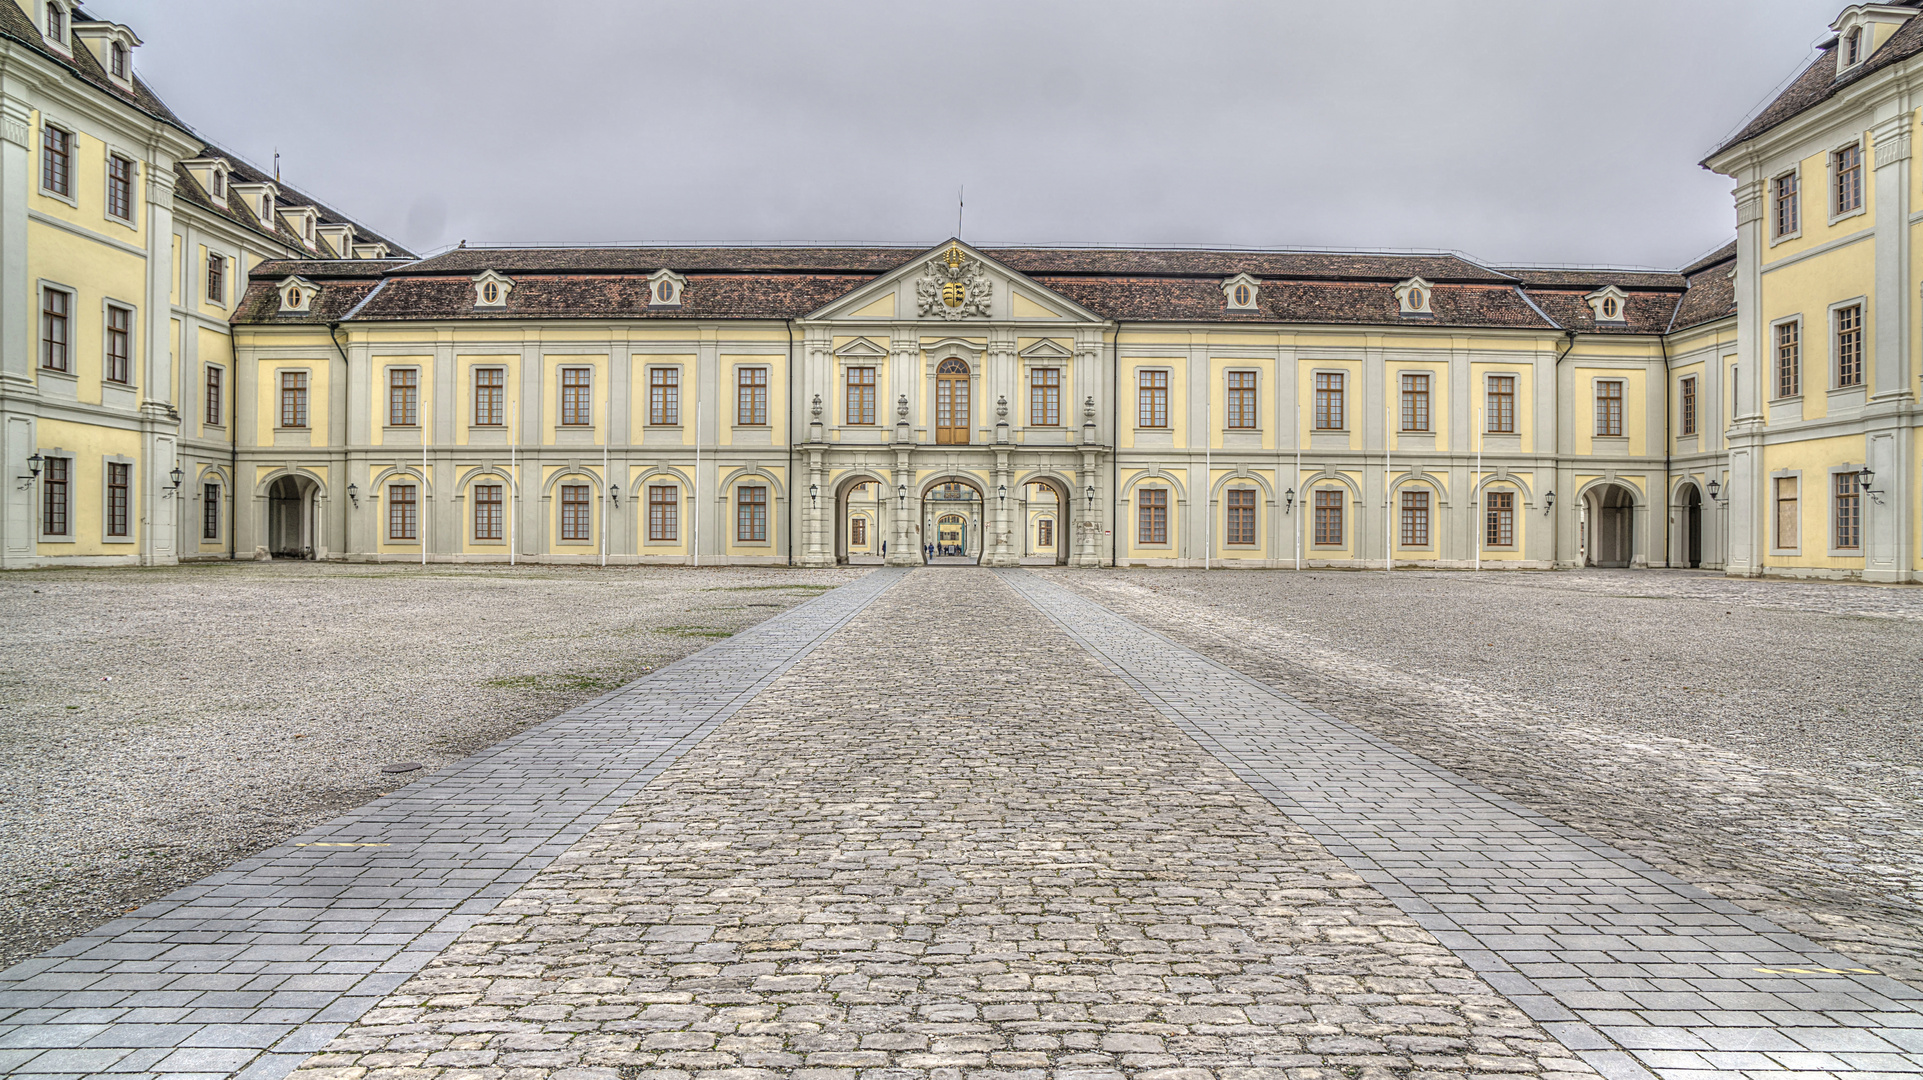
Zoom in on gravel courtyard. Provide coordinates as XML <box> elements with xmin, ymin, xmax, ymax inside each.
<box><xmin>1039</xmin><ymin>567</ymin><xmax>1923</xmax><ymax>988</ymax></box>
<box><xmin>0</xmin><ymin>561</ymin><xmax>868</xmax><ymax>971</ymax></box>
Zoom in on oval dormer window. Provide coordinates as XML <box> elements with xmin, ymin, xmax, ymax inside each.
<box><xmin>483</xmin><ymin>282</ymin><xmax>498</xmax><ymax>304</ymax></box>
<box><xmin>1847</xmin><ymin>27</ymin><xmax>1862</xmax><ymax>65</ymax></box>
<box><xmin>1602</xmin><ymin>297</ymin><xmax>1618</xmax><ymax>318</ymax></box>
<box><xmin>286</xmin><ymin>288</ymin><xmax>301</xmax><ymax>308</ymax></box>
<box><xmin>1408</xmin><ymin>288</ymin><xmax>1423</xmax><ymax>309</ymax></box>
<box><xmin>1233</xmin><ymin>284</ymin><xmax>1250</xmax><ymax>306</ymax></box>
<box><xmin>658</xmin><ymin>282</ymin><xmax>674</xmax><ymax>303</ymax></box>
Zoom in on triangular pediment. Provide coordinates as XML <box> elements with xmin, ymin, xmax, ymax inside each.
<box><xmin>803</xmin><ymin>238</ymin><xmax>1105</xmax><ymax>324</ymax></box>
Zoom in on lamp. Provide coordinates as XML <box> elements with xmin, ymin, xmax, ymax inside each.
<box><xmin>610</xmin><ymin>483</ymin><xmax>620</xmax><ymax>506</ymax></box>
<box><xmin>1544</xmin><ymin>489</ymin><xmax>1555</xmax><ymax>514</ymax></box>
<box><xmin>998</xmin><ymin>483</ymin><xmax>1006</xmax><ymax>506</ymax></box>
<box><xmin>1705</xmin><ymin>478</ymin><xmax>1721</xmax><ymax>503</ymax></box>
<box><xmin>347</xmin><ymin>482</ymin><xmax>360</xmax><ymax>507</ymax></box>
<box><xmin>1085</xmin><ymin>484</ymin><xmax>1096</xmax><ymax>510</ymax></box>
<box><xmin>810</xmin><ymin>482</ymin><xmax>819</xmax><ymax>507</ymax></box>
<box><xmin>23</xmin><ymin>451</ymin><xmax>42</xmax><ymax>481</ymax></box>
<box><xmin>1283</xmin><ymin>487</ymin><xmax>1295</xmax><ymax>514</ymax></box>
<box><xmin>898</xmin><ymin>483</ymin><xmax>907</xmax><ymax>509</ymax></box>
<box><xmin>1858</xmin><ymin>466</ymin><xmax>1875</xmax><ymax>493</ymax></box>
<box><xmin>169</xmin><ymin>465</ymin><xmax>184</xmax><ymax>490</ymax></box>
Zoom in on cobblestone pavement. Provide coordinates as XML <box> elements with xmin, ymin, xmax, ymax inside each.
<box><xmin>1006</xmin><ymin>572</ymin><xmax>1923</xmax><ymax>1080</ymax></box>
<box><xmin>0</xmin><ymin>570</ymin><xmax>902</xmax><ymax>1080</ymax></box>
<box><xmin>1034</xmin><ymin>569</ymin><xmax>1923</xmax><ymax>988</ymax></box>
<box><xmin>283</xmin><ymin>568</ymin><xmax>1608</xmax><ymax>1080</ymax></box>
<box><xmin>0</xmin><ymin>563</ymin><xmax>866</xmax><ymax>971</ymax></box>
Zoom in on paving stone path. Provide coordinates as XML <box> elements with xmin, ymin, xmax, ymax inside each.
<box><xmin>1001</xmin><ymin>571</ymin><xmax>1923</xmax><ymax>1080</ymax></box>
<box><xmin>278</xmin><ymin>569</ymin><xmax>1604</xmax><ymax>1080</ymax></box>
<box><xmin>2</xmin><ymin>566</ymin><xmax>1919</xmax><ymax>1080</ymax></box>
<box><xmin>0</xmin><ymin>569</ymin><xmax>902</xmax><ymax>1080</ymax></box>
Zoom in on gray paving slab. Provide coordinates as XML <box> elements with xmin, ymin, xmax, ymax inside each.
<box><xmin>1001</xmin><ymin>569</ymin><xmax>1923</xmax><ymax>1080</ymax></box>
<box><xmin>0</xmin><ymin>568</ymin><xmax>901</xmax><ymax>1079</ymax></box>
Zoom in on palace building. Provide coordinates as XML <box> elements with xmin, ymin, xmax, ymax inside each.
<box><xmin>0</xmin><ymin>1</ymin><xmax>1917</xmax><ymax>581</ymax></box>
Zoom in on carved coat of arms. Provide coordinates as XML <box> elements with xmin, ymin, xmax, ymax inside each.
<box><xmin>916</xmin><ymin>244</ymin><xmax>992</xmax><ymax>320</ymax></box>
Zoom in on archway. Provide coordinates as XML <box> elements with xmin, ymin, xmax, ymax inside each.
<box><xmin>1587</xmin><ymin>483</ymin><xmax>1637</xmax><ymax>568</ymax></box>
<box><xmin>265</xmin><ymin>474</ymin><xmax>317</xmax><ymax>559</ymax></box>
<box><xmin>1676</xmin><ymin>482</ymin><xmax>1703</xmax><ymax>568</ymax></box>
<box><xmin>1021</xmin><ymin>477</ymin><xmax>1072</xmax><ymax>565</ymax></box>
<box><xmin>935</xmin><ymin>358</ymin><xmax>970</xmax><ymax>445</ymax></box>
<box><xmin>835</xmin><ymin>474</ymin><xmax>888</xmax><ymax>565</ymax></box>
<box><xmin>921</xmin><ymin>477</ymin><xmax>983</xmax><ymax>563</ymax></box>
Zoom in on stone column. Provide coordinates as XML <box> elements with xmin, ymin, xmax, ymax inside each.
<box><xmin>0</xmin><ymin>89</ymin><xmax>38</xmax><ymax>567</ymax></box>
<box><xmin>1725</xmin><ymin>176</ymin><xmax>1767</xmax><ymax>577</ymax></box>
<box><xmin>982</xmin><ymin>446</ymin><xmax>1017</xmax><ymax>567</ymax></box>
<box><xmin>1866</xmin><ymin>111</ymin><xmax>1915</xmax><ymax>581</ymax></box>
<box><xmin>800</xmin><ymin>441</ymin><xmax>832</xmax><ymax>568</ymax></box>
<box><xmin>139</xmin><ymin>163</ymin><xmax>180</xmax><ymax>565</ymax></box>
<box><xmin>887</xmin><ymin>442</ymin><xmax>919</xmax><ymax>566</ymax></box>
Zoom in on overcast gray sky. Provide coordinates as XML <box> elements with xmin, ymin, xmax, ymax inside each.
<box><xmin>92</xmin><ymin>0</ymin><xmax>1839</xmax><ymax>268</ymax></box>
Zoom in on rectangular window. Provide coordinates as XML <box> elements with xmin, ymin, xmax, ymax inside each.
<box><xmin>1400</xmin><ymin>490</ymin><xmax>1430</xmax><ymax>547</ymax></box>
<box><xmin>1776</xmin><ymin>321</ymin><xmax>1800</xmax><ymax>398</ymax></box>
<box><xmin>736</xmin><ymin>485</ymin><xmax>768</xmax><ymax>542</ymax></box>
<box><xmin>1834</xmin><ymin>473</ymin><xmax>1861</xmax><ymax>550</ymax></box>
<box><xmin>1834</xmin><ymin>143</ymin><xmax>1863</xmax><ymax>215</ymax></box>
<box><xmin>1030</xmin><ymin>367</ymin><xmax>1061</xmax><ymax>426</ymax></box>
<box><xmin>1137</xmin><ymin>370</ymin><xmax>1168</xmax><ymax>428</ymax></box>
<box><xmin>1226</xmin><ymin>487</ymin><xmax>1256</xmax><ymax>545</ymax></box>
<box><xmin>846</xmin><ymin>365</ymin><xmax>876</xmax><ymax>425</ymax></box>
<box><xmin>206</xmin><ymin>253</ymin><xmax>225</xmax><ymax>304</ymax></box>
<box><xmin>560</xmin><ymin>366</ymin><xmax>591</xmax><ymax>426</ymax></box>
<box><xmin>1773</xmin><ymin>170</ymin><xmax>1799</xmax><ymax>237</ymax></box>
<box><xmin>202</xmin><ymin>483</ymin><xmax>220</xmax><ymax>540</ymax></box>
<box><xmin>852</xmin><ymin>517</ymin><xmax>868</xmax><ymax>547</ymax></box>
<box><xmin>1314</xmin><ymin>372</ymin><xmax>1344</xmax><ymax>430</ymax></box>
<box><xmin>41</xmin><ymin>124</ymin><xmax>69</xmax><ymax>195</ymax></box>
<box><xmin>205</xmin><ymin>365</ymin><xmax>224</xmax><ymax>426</ymax></box>
<box><xmin>1137</xmin><ymin>487</ymin><xmax>1168</xmax><ymax>544</ymax></box>
<box><xmin>649</xmin><ymin>367</ymin><xmax>679</xmax><ymax>425</ymax></box>
<box><xmin>41</xmin><ymin>456</ymin><xmax>68</xmax><ymax>536</ymax></box>
<box><xmin>1835</xmin><ymin>304</ymin><xmax>1863</xmax><ymax>388</ymax></box>
<box><xmin>106</xmin><ymin>154</ymin><xmax>132</xmax><ymax>220</ymax></box>
<box><xmin>1400</xmin><ymin>372</ymin><xmax>1430</xmax><ymax>432</ymax></box>
<box><xmin>1226</xmin><ymin>370</ymin><xmax>1257</xmax><ymax>429</ymax></box>
<box><xmin>1680</xmin><ymin>376</ymin><xmax>1697</xmax><ymax>436</ymax></box>
<box><xmin>1775</xmin><ymin>476</ymin><xmax>1799</xmax><ymax>548</ymax></box>
<box><xmin>473</xmin><ymin>483</ymin><xmax>502</xmax><ymax>540</ymax></box>
<box><xmin>1313</xmin><ymin>489</ymin><xmax>1343</xmax><ymax>545</ymax></box>
<box><xmin>106</xmin><ymin>461</ymin><xmax>129</xmax><ymax>537</ymax></box>
<box><xmin>41</xmin><ymin>287</ymin><xmax>69</xmax><ymax>372</ymax></box>
<box><xmin>280</xmin><ymin>371</ymin><xmax>308</xmax><ymax>428</ymax></box>
<box><xmin>1036</xmin><ymin>518</ymin><xmax>1052</xmax><ymax>547</ymax></box>
<box><xmin>1595</xmin><ymin>380</ymin><xmax>1624</xmax><ymax>437</ymax></box>
<box><xmin>473</xmin><ymin>367</ymin><xmax>504</xmax><ymax>426</ymax></box>
<box><xmin>389</xmin><ymin>368</ymin><xmax>418</xmax><ymax>426</ymax></box>
<box><xmin>648</xmin><ymin>485</ymin><xmax>678</xmax><ymax>541</ymax></box>
<box><xmin>737</xmin><ymin>367</ymin><xmax>768</xmax><ymax>426</ymax></box>
<box><xmin>561</xmin><ymin>484</ymin><xmax>592</xmax><ymax>541</ymax></box>
<box><xmin>1486</xmin><ymin>374</ymin><xmax>1515</xmax><ymax>433</ymax></box>
<box><xmin>388</xmin><ymin>484</ymin><xmax>416</xmax><ymax>540</ymax></box>
<box><xmin>104</xmin><ymin>304</ymin><xmax>131</xmax><ymax>384</ymax></box>
<box><xmin>1485</xmin><ymin>490</ymin><xmax>1515</xmax><ymax>547</ymax></box>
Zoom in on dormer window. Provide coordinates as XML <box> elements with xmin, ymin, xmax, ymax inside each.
<box><xmin>276</xmin><ymin>276</ymin><xmax>317</xmax><ymax>314</ymax></box>
<box><xmin>1395</xmin><ymin>277</ymin><xmax>1434</xmax><ymax>317</ymax></box>
<box><xmin>1221</xmin><ymin>272</ymin><xmax>1260</xmax><ymax>312</ymax></box>
<box><xmin>45</xmin><ymin>3</ymin><xmax>64</xmax><ymax>46</ymax></box>
<box><xmin>261</xmin><ymin>191</ymin><xmax>273</xmax><ymax>224</ymax></box>
<box><xmin>648</xmin><ymin>268</ymin><xmax>687</xmax><ymax>309</ymax></box>
<box><xmin>472</xmin><ymin>269</ymin><xmax>513</xmax><ymax>309</ymax></box>
<box><xmin>211</xmin><ymin>169</ymin><xmax>223</xmax><ymax>198</ymax></box>
<box><xmin>1585</xmin><ymin>285</ymin><xmax>1629</xmax><ymax>324</ymax></box>
<box><xmin>1847</xmin><ymin>26</ymin><xmax>1863</xmax><ymax>66</ymax></box>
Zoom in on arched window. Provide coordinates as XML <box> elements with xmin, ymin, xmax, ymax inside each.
<box><xmin>935</xmin><ymin>358</ymin><xmax>970</xmax><ymax>444</ymax></box>
<box><xmin>110</xmin><ymin>41</ymin><xmax>126</xmax><ymax>78</ymax></box>
<box><xmin>44</xmin><ymin>2</ymin><xmax>63</xmax><ymax>44</ymax></box>
<box><xmin>1847</xmin><ymin>27</ymin><xmax>1863</xmax><ymax>65</ymax></box>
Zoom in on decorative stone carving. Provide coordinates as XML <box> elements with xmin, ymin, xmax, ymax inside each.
<box><xmin>897</xmin><ymin>393</ymin><xmax>910</xmax><ymax>422</ymax></box>
<box><xmin>915</xmin><ymin>243</ymin><xmax>992</xmax><ymax>320</ymax></box>
<box><xmin>811</xmin><ymin>393</ymin><xmax>823</xmax><ymax>420</ymax></box>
